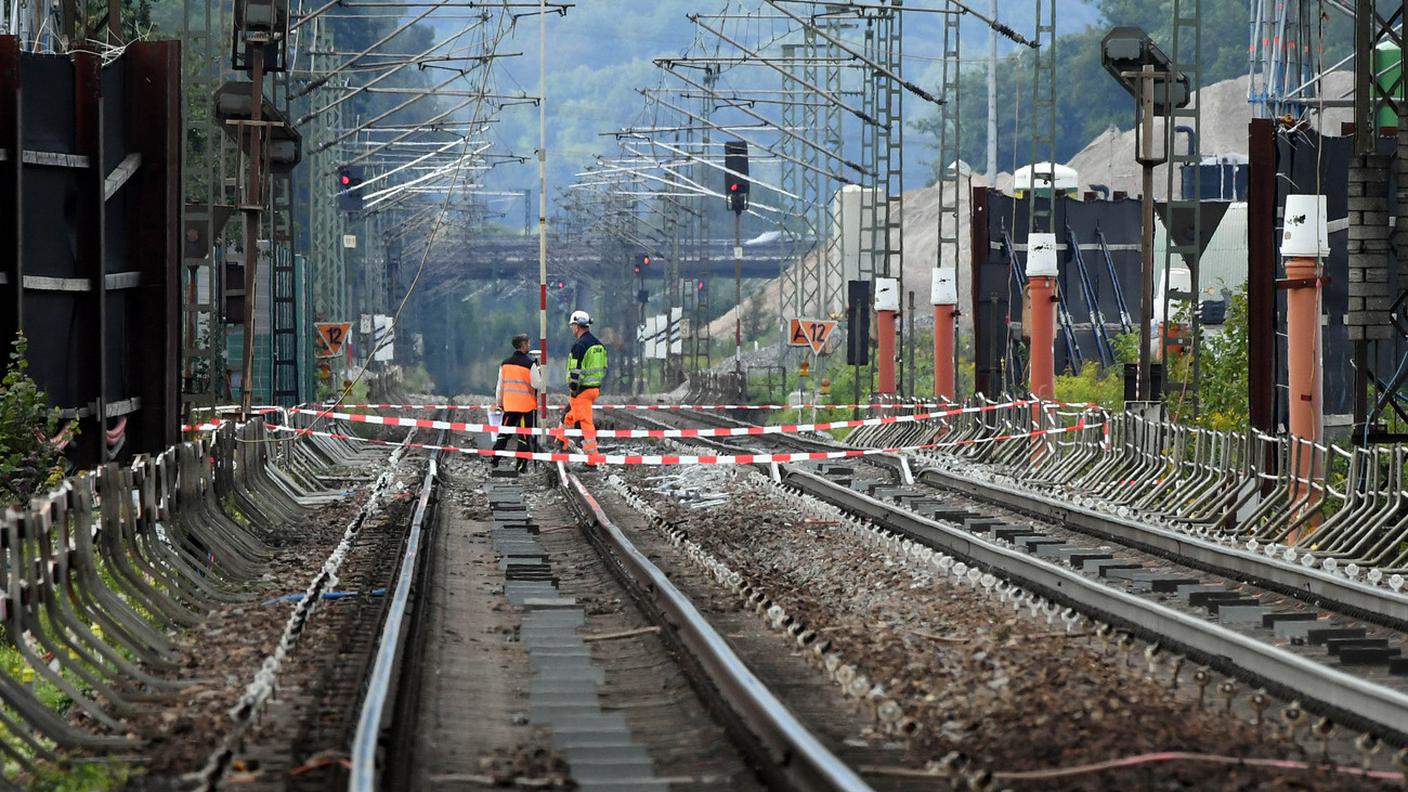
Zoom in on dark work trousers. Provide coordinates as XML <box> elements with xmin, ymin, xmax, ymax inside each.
<box><xmin>491</xmin><ymin>410</ymin><xmax>537</xmax><ymax>467</ymax></box>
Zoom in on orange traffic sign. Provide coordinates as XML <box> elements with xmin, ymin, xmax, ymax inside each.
<box><xmin>316</xmin><ymin>322</ymin><xmax>352</xmax><ymax>358</ymax></box>
<box><xmin>787</xmin><ymin>318</ymin><xmax>836</xmax><ymax>354</ymax></box>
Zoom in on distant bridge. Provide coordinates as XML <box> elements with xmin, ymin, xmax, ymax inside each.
<box><xmin>420</xmin><ymin>235</ymin><xmax>815</xmax><ymax>280</ymax></box>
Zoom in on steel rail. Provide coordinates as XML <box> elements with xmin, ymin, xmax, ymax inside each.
<box><xmin>647</xmin><ymin>406</ymin><xmax>1408</xmax><ymax>630</ymax></box>
<box><xmin>349</xmin><ymin>427</ymin><xmax>447</xmax><ymax>792</ymax></box>
<box><xmin>195</xmin><ymin>432</ymin><xmax>416</xmax><ymax>791</ymax></box>
<box><xmin>606</xmin><ymin>406</ymin><xmax>1408</xmax><ymax>742</ymax></box>
<box><xmin>784</xmin><ymin>469</ymin><xmax>1408</xmax><ymax>745</ymax></box>
<box><xmin>917</xmin><ymin>464</ymin><xmax>1408</xmax><ymax>629</ymax></box>
<box><xmin>558</xmin><ymin>469</ymin><xmax>872</xmax><ymax>792</ymax></box>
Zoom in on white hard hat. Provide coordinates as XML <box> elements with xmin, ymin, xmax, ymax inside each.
<box><xmin>569</xmin><ymin>310</ymin><xmax>592</xmax><ymax>327</ymax></box>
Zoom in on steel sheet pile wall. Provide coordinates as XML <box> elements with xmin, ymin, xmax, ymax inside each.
<box><xmin>1255</xmin><ymin>131</ymin><xmax>1408</xmax><ymax>425</ymax></box>
<box><xmin>969</xmin><ymin>190</ymin><xmax>1144</xmax><ymax>396</ymax></box>
<box><xmin>0</xmin><ymin>39</ymin><xmax>181</xmax><ymax>465</ymax></box>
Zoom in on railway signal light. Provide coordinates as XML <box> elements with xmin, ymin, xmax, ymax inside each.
<box><xmin>336</xmin><ymin>166</ymin><xmax>363</xmax><ymax>211</ymax></box>
<box><xmin>723</xmin><ymin>140</ymin><xmax>749</xmax><ymax>214</ymax></box>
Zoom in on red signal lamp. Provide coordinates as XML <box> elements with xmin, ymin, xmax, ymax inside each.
<box><xmin>633</xmin><ymin>265</ymin><xmax>642</xmax><ymax>274</ymax></box>
<box><xmin>340</xmin><ymin>174</ymin><xmax>351</xmax><ymax>186</ymax></box>
<box><xmin>696</xmin><ymin>280</ymin><xmax>705</xmax><ymax>290</ymax></box>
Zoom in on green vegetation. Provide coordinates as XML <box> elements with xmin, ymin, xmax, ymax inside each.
<box><xmin>401</xmin><ymin>364</ymin><xmax>435</xmax><ymax>394</ymax></box>
<box><xmin>1168</xmin><ymin>288</ymin><xmax>1250</xmax><ymax>430</ymax></box>
<box><xmin>0</xmin><ymin>336</ymin><xmax>76</xmax><ymax>509</ymax></box>
<box><xmin>1054</xmin><ymin>362</ymin><xmax>1125</xmax><ymax>410</ymax></box>
<box><xmin>915</xmin><ymin>1</ymin><xmax>1351</xmax><ymax>178</ymax></box>
<box><xmin>0</xmin><ymin>638</ymin><xmax>132</xmax><ymax>790</ymax></box>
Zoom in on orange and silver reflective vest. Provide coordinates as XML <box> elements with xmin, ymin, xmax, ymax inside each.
<box><xmin>499</xmin><ymin>351</ymin><xmax>538</xmax><ymax>412</ymax></box>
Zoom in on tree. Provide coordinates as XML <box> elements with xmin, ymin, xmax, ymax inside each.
<box><xmin>913</xmin><ymin>2</ymin><xmax>1351</xmax><ymax>184</ymax></box>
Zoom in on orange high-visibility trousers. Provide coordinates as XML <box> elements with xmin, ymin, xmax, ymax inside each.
<box><xmin>561</xmin><ymin>387</ymin><xmax>600</xmax><ymax>453</ymax></box>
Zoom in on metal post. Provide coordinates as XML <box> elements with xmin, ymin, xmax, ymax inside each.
<box><xmin>905</xmin><ymin>290</ymin><xmax>914</xmax><ymax>398</ymax></box>
<box><xmin>734</xmin><ymin>210</ymin><xmax>743</xmax><ymax>376</ymax></box>
<box><xmin>986</xmin><ymin>0</ymin><xmax>997</xmax><ymax>179</ymax></box>
<box><xmin>1133</xmin><ymin>65</ymin><xmax>1165</xmax><ymax>402</ymax></box>
<box><xmin>239</xmin><ymin>46</ymin><xmax>265</xmax><ymax>417</ymax></box>
<box><xmin>538</xmin><ymin>0</ymin><xmax>549</xmax><ymax>419</ymax></box>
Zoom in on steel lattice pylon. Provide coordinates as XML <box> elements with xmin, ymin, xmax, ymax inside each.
<box><xmin>180</xmin><ymin>0</ymin><xmax>230</xmax><ymax>411</ymax></box>
<box><xmin>779</xmin><ymin>42</ymin><xmax>803</xmax><ymax>323</ymax></box>
<box><xmin>308</xmin><ymin>21</ymin><xmax>348</xmax><ymax>346</ymax></box>
<box><xmin>854</xmin><ymin>4</ymin><xmax>905</xmax><ymax>389</ymax></box>
<box><xmin>1027</xmin><ymin>0</ymin><xmax>1057</xmax><ymax>237</ymax></box>
<box><xmin>1161</xmin><ymin>0</ymin><xmax>1202</xmax><ymax>411</ymax></box>
<box><xmin>936</xmin><ymin>1</ymin><xmax>962</xmax><ymax>397</ymax></box>
<box><xmin>1248</xmin><ymin>0</ymin><xmax>1318</xmax><ymax>119</ymax></box>
<box><xmin>778</xmin><ymin>23</ymin><xmax>844</xmax><ymax>326</ymax></box>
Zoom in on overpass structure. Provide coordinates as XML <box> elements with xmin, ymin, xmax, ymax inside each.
<box><xmin>413</xmin><ymin>233</ymin><xmax>813</xmax><ymax>282</ymax></box>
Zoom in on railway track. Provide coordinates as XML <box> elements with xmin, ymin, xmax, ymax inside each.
<box><xmin>194</xmin><ymin>414</ymin><xmax>447</xmax><ymax>791</ymax></box>
<box><xmin>334</xmin><ymin>406</ymin><xmax>869</xmax><ymax>791</ymax></box>
<box><xmin>557</xmin><ymin>465</ymin><xmax>872</xmax><ymax>791</ymax></box>
<box><xmin>602</xmin><ymin>404</ymin><xmax>1408</xmax><ymax>764</ymax></box>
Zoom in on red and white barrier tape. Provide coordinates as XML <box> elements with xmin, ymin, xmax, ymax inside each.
<box><xmin>288</xmin><ymin>400</ymin><xmax>1042</xmax><ymax>439</ymax></box>
<box><xmin>327</xmin><ymin>400</ymin><xmax>1103</xmax><ymax>412</ymax></box>
<box><xmin>327</xmin><ymin>401</ymin><xmax>959</xmax><ymax>412</ymax></box>
<box><xmin>182</xmin><ymin>406</ymin><xmax>287</xmax><ymax>432</ymax></box>
<box><xmin>269</xmin><ymin>420</ymin><xmax>1095</xmax><ymax>466</ymax></box>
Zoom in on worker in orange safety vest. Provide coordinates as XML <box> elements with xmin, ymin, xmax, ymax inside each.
<box><xmin>492</xmin><ymin>333</ymin><xmax>543</xmax><ymax>470</ymax></box>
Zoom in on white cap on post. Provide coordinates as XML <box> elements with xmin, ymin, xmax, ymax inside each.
<box><xmin>931</xmin><ymin>266</ymin><xmax>957</xmax><ymax>306</ymax></box>
<box><xmin>1026</xmin><ymin>232</ymin><xmax>1059</xmax><ymax>277</ymax></box>
<box><xmin>1282</xmin><ymin>194</ymin><xmax>1329</xmax><ymax>259</ymax></box>
<box><xmin>875</xmin><ymin>277</ymin><xmax>900</xmax><ymax>312</ymax></box>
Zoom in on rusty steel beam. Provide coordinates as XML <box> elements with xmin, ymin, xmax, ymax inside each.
<box><xmin>0</xmin><ymin>38</ymin><xmax>19</xmax><ymax>343</ymax></box>
<box><xmin>1247</xmin><ymin>117</ymin><xmax>1277</xmax><ymax>464</ymax></box>
<box><xmin>74</xmin><ymin>51</ymin><xmax>107</xmax><ymax>463</ymax></box>
<box><xmin>126</xmin><ymin>41</ymin><xmax>183</xmax><ymax>453</ymax></box>
<box><xmin>969</xmin><ymin>184</ymin><xmax>991</xmax><ymax>396</ymax></box>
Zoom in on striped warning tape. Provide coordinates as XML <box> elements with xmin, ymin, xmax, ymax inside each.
<box><xmin>326</xmin><ymin>400</ymin><xmax>1103</xmax><ymax>413</ymax></box>
<box><xmin>326</xmin><ymin>401</ymin><xmax>960</xmax><ymax>412</ymax></box>
<box><xmin>287</xmin><ymin>400</ymin><xmax>1042</xmax><ymax>439</ymax></box>
<box><xmin>268</xmin><ymin>419</ymin><xmax>1096</xmax><ymax>466</ymax></box>
<box><xmin>182</xmin><ymin>407</ymin><xmax>288</xmax><ymax>432</ymax></box>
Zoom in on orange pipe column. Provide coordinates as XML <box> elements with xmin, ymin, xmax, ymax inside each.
<box><xmin>876</xmin><ymin>277</ymin><xmax>899</xmax><ymax>396</ymax></box>
<box><xmin>1026</xmin><ymin>233</ymin><xmax>1059</xmax><ymax>401</ymax></box>
<box><xmin>1282</xmin><ymin>195</ymin><xmax>1327</xmax><ymax>541</ymax></box>
<box><xmin>932</xmin><ymin>267</ymin><xmax>957</xmax><ymax>401</ymax></box>
<box><xmin>877</xmin><ymin>311</ymin><xmax>897</xmax><ymax>395</ymax></box>
<box><xmin>933</xmin><ymin>305</ymin><xmax>955</xmax><ymax>399</ymax></box>
<box><xmin>1027</xmin><ymin>276</ymin><xmax>1056</xmax><ymax>400</ymax></box>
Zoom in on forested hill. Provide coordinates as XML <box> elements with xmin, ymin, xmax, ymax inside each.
<box><xmin>482</xmin><ymin>0</ymin><xmax>1099</xmax><ymax>196</ymax></box>
<box><xmin>918</xmin><ymin>1</ymin><xmax>1351</xmax><ymax>183</ymax></box>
